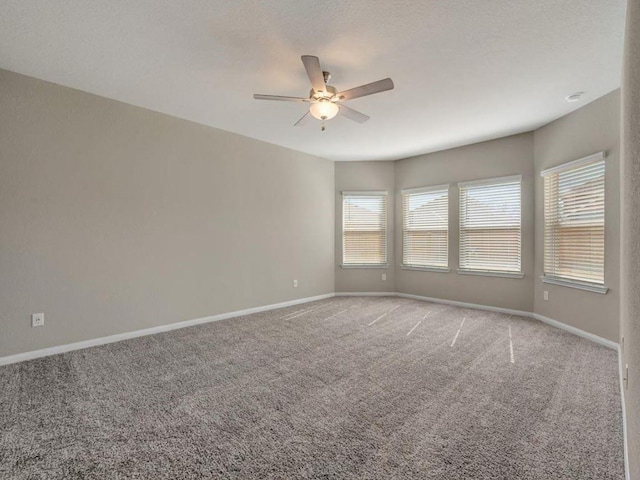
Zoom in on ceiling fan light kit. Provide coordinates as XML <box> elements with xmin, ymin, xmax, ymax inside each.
<box><xmin>253</xmin><ymin>55</ymin><xmax>394</xmax><ymax>130</ymax></box>
<box><xmin>309</xmin><ymin>99</ymin><xmax>339</xmax><ymax>120</ymax></box>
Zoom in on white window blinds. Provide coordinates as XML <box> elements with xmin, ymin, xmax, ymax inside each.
<box><xmin>402</xmin><ymin>185</ymin><xmax>449</xmax><ymax>268</ymax></box>
<box><xmin>342</xmin><ymin>192</ymin><xmax>388</xmax><ymax>266</ymax></box>
<box><xmin>542</xmin><ymin>153</ymin><xmax>605</xmax><ymax>287</ymax></box>
<box><xmin>459</xmin><ymin>176</ymin><xmax>522</xmax><ymax>273</ymax></box>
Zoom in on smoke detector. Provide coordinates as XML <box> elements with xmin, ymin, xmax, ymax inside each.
<box><xmin>565</xmin><ymin>92</ymin><xmax>584</xmax><ymax>102</ymax></box>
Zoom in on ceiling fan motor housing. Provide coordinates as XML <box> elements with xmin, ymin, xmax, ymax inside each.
<box><xmin>310</xmin><ymin>84</ymin><xmax>337</xmax><ymax>101</ymax></box>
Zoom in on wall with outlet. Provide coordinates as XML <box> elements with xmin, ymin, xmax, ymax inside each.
<box><xmin>0</xmin><ymin>67</ymin><xmax>625</xmax><ymax>374</ymax></box>
<box><xmin>335</xmin><ymin>92</ymin><xmax>621</xmax><ymax>345</ymax></box>
<box><xmin>620</xmin><ymin>2</ymin><xmax>640</xmax><ymax>475</ymax></box>
<box><xmin>335</xmin><ymin>161</ymin><xmax>396</xmax><ymax>293</ymax></box>
<box><xmin>0</xmin><ymin>69</ymin><xmax>335</xmax><ymax>358</ymax></box>
<box><xmin>394</xmin><ymin>134</ymin><xmax>535</xmax><ymax>313</ymax></box>
<box><xmin>534</xmin><ymin>90</ymin><xmax>621</xmax><ymax>342</ymax></box>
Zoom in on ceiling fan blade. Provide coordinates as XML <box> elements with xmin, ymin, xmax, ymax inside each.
<box><xmin>338</xmin><ymin>104</ymin><xmax>370</xmax><ymax>124</ymax></box>
<box><xmin>336</xmin><ymin>78</ymin><xmax>394</xmax><ymax>101</ymax></box>
<box><xmin>253</xmin><ymin>94</ymin><xmax>308</xmax><ymax>102</ymax></box>
<box><xmin>294</xmin><ymin>111</ymin><xmax>313</xmax><ymax>127</ymax></box>
<box><xmin>301</xmin><ymin>55</ymin><xmax>326</xmax><ymax>93</ymax></box>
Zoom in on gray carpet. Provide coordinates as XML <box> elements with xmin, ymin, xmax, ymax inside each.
<box><xmin>0</xmin><ymin>297</ymin><xmax>624</xmax><ymax>479</ymax></box>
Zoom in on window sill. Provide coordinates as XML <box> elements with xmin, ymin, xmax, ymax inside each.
<box><xmin>457</xmin><ymin>269</ymin><xmax>524</xmax><ymax>279</ymax></box>
<box><xmin>340</xmin><ymin>264</ymin><xmax>389</xmax><ymax>269</ymax></box>
<box><xmin>401</xmin><ymin>265</ymin><xmax>451</xmax><ymax>273</ymax></box>
<box><xmin>540</xmin><ymin>276</ymin><xmax>608</xmax><ymax>294</ymax></box>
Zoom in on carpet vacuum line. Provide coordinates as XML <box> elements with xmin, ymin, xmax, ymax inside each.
<box><xmin>509</xmin><ymin>325</ymin><xmax>515</xmax><ymax>363</ymax></box>
<box><xmin>283</xmin><ymin>304</ymin><xmax>322</xmax><ymax>320</ymax></box>
<box><xmin>450</xmin><ymin>317</ymin><xmax>466</xmax><ymax>347</ymax></box>
<box><xmin>406</xmin><ymin>320</ymin><xmax>422</xmax><ymax>336</ymax></box>
<box><xmin>324</xmin><ymin>308</ymin><xmax>350</xmax><ymax>321</ymax></box>
<box><xmin>368</xmin><ymin>305</ymin><xmax>400</xmax><ymax>326</ymax></box>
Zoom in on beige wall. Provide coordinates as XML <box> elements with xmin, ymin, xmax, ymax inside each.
<box><xmin>335</xmin><ymin>161</ymin><xmax>395</xmax><ymax>293</ymax></box>
<box><xmin>621</xmin><ymin>0</ymin><xmax>640</xmax><ymax>476</ymax></box>
<box><xmin>394</xmin><ymin>134</ymin><xmax>535</xmax><ymax>312</ymax></box>
<box><xmin>1</xmin><ymin>64</ymin><xmax>628</xmax><ymax>466</ymax></box>
<box><xmin>534</xmin><ymin>90</ymin><xmax>621</xmax><ymax>342</ymax></box>
<box><xmin>335</xmin><ymin>103</ymin><xmax>622</xmax><ymax>343</ymax></box>
<box><xmin>0</xmin><ymin>69</ymin><xmax>335</xmax><ymax>358</ymax></box>
<box><xmin>0</xmin><ymin>65</ymin><xmax>623</xmax><ymax>367</ymax></box>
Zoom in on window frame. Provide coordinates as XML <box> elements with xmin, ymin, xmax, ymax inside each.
<box><xmin>401</xmin><ymin>184</ymin><xmax>450</xmax><ymax>272</ymax></box>
<box><xmin>540</xmin><ymin>152</ymin><xmax>608</xmax><ymax>294</ymax></box>
<box><xmin>341</xmin><ymin>191</ymin><xmax>388</xmax><ymax>269</ymax></box>
<box><xmin>457</xmin><ymin>175</ymin><xmax>524</xmax><ymax>278</ymax></box>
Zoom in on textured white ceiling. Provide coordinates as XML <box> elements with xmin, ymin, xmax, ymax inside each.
<box><xmin>0</xmin><ymin>0</ymin><xmax>627</xmax><ymax>161</ymax></box>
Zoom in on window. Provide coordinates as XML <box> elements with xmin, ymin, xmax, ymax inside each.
<box><xmin>342</xmin><ymin>192</ymin><xmax>387</xmax><ymax>267</ymax></box>
<box><xmin>458</xmin><ymin>175</ymin><xmax>522</xmax><ymax>276</ymax></box>
<box><xmin>542</xmin><ymin>152</ymin><xmax>607</xmax><ymax>293</ymax></box>
<box><xmin>401</xmin><ymin>185</ymin><xmax>449</xmax><ymax>270</ymax></box>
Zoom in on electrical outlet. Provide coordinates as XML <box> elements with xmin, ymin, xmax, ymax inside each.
<box><xmin>382</xmin><ymin>274</ymin><xmax>386</xmax><ymax>281</ymax></box>
<box><xmin>293</xmin><ymin>279</ymin><xmax>298</xmax><ymax>288</ymax></box>
<box><xmin>543</xmin><ymin>291</ymin><xmax>549</xmax><ymax>301</ymax></box>
<box><xmin>624</xmin><ymin>364</ymin><xmax>629</xmax><ymax>390</ymax></box>
<box><xmin>31</xmin><ymin>313</ymin><xmax>44</xmax><ymax>328</ymax></box>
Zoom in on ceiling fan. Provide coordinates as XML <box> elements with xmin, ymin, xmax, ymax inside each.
<box><xmin>253</xmin><ymin>55</ymin><xmax>394</xmax><ymax>130</ymax></box>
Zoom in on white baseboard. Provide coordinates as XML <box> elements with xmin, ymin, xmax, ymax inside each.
<box><xmin>340</xmin><ymin>290</ymin><xmax>625</xmax><ymax>475</ymax></box>
<box><xmin>335</xmin><ymin>291</ymin><xmax>397</xmax><ymax>297</ymax></box>
<box><xmin>1</xmin><ymin>289</ymin><xmax>626</xmax><ymax>475</ymax></box>
<box><xmin>396</xmin><ymin>292</ymin><xmax>532</xmax><ymax>318</ymax></box>
<box><xmin>0</xmin><ymin>293</ymin><xmax>335</xmax><ymax>366</ymax></box>
<box><xmin>532</xmin><ymin>313</ymin><xmax>618</xmax><ymax>350</ymax></box>
<box><xmin>1</xmin><ymin>291</ymin><xmax>618</xmax><ymax>367</ymax></box>
<box><xmin>337</xmin><ymin>291</ymin><xmax>618</xmax><ymax>351</ymax></box>
<box><xmin>619</xmin><ymin>346</ymin><xmax>631</xmax><ymax>480</ymax></box>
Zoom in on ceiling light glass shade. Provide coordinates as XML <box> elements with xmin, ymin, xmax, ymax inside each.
<box><xmin>310</xmin><ymin>100</ymin><xmax>339</xmax><ymax>120</ymax></box>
